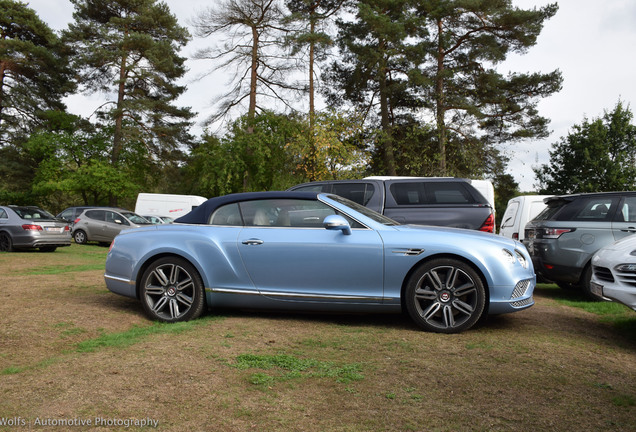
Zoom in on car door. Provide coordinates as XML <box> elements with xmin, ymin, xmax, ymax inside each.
<box><xmin>236</xmin><ymin>198</ymin><xmax>385</xmax><ymax>302</ymax></box>
<box><xmin>613</xmin><ymin>195</ymin><xmax>636</xmax><ymax>241</ymax></box>
<box><xmin>103</xmin><ymin>210</ymin><xmax>129</xmax><ymax>241</ymax></box>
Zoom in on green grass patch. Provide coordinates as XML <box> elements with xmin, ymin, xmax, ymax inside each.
<box><xmin>76</xmin><ymin>317</ymin><xmax>221</xmax><ymax>353</ymax></box>
<box><xmin>25</xmin><ymin>263</ymin><xmax>105</xmax><ymax>275</ymax></box>
<box><xmin>231</xmin><ymin>353</ymin><xmax>364</xmax><ymax>386</ymax></box>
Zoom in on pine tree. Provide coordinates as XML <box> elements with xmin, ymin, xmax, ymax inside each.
<box><xmin>64</xmin><ymin>0</ymin><xmax>193</xmax><ymax>204</ymax></box>
<box><xmin>0</xmin><ymin>0</ymin><xmax>73</xmax><ymax>145</ymax></box>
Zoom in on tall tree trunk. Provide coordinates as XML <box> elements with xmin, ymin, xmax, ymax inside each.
<box><xmin>308</xmin><ymin>18</ymin><xmax>317</xmax><ymax>181</ymax></box>
<box><xmin>378</xmin><ymin>41</ymin><xmax>396</xmax><ymax>176</ymax></box>
<box><xmin>110</xmin><ymin>52</ymin><xmax>128</xmax><ymax>206</ymax></box>
<box><xmin>435</xmin><ymin>18</ymin><xmax>447</xmax><ymax>176</ymax></box>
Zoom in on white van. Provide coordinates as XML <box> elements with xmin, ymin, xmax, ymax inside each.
<box><xmin>134</xmin><ymin>193</ymin><xmax>207</xmax><ymax>220</ymax></box>
<box><xmin>499</xmin><ymin>195</ymin><xmax>552</xmax><ymax>241</ymax></box>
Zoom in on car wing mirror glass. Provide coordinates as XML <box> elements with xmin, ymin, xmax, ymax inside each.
<box><xmin>323</xmin><ymin>215</ymin><xmax>352</xmax><ymax>235</ymax></box>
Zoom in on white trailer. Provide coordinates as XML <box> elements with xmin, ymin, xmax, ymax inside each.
<box><xmin>134</xmin><ymin>193</ymin><xmax>207</xmax><ymax>220</ymax></box>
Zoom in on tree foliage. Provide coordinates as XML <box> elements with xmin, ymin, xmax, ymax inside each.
<box><xmin>63</xmin><ymin>0</ymin><xmax>193</xmax><ymax>185</ymax></box>
<box><xmin>0</xmin><ymin>0</ymin><xmax>73</xmax><ymax>145</ymax></box>
<box><xmin>191</xmin><ymin>0</ymin><xmax>299</xmax><ymax>124</ymax></box>
<box><xmin>325</xmin><ymin>0</ymin><xmax>561</xmax><ymax>178</ymax></box>
<box><xmin>534</xmin><ymin>101</ymin><xmax>636</xmax><ymax>194</ymax></box>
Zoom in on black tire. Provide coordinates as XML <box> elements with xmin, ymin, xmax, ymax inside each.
<box><xmin>405</xmin><ymin>258</ymin><xmax>486</xmax><ymax>333</ymax></box>
<box><xmin>73</xmin><ymin>230</ymin><xmax>87</xmax><ymax>244</ymax></box>
<box><xmin>579</xmin><ymin>265</ymin><xmax>599</xmax><ymax>301</ymax></box>
<box><xmin>0</xmin><ymin>232</ymin><xmax>14</xmax><ymax>252</ymax></box>
<box><xmin>139</xmin><ymin>256</ymin><xmax>205</xmax><ymax>323</ymax></box>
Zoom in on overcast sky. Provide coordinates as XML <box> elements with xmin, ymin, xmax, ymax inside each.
<box><xmin>24</xmin><ymin>0</ymin><xmax>636</xmax><ymax>192</ymax></box>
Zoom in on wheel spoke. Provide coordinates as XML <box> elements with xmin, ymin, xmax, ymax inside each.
<box><xmin>454</xmin><ymin>282</ymin><xmax>476</xmax><ymax>297</ymax></box>
<box><xmin>452</xmin><ymin>299</ymin><xmax>474</xmax><ymax>316</ymax></box>
<box><xmin>152</xmin><ymin>296</ymin><xmax>169</xmax><ymax>313</ymax></box>
<box><xmin>442</xmin><ymin>305</ymin><xmax>455</xmax><ymax>328</ymax></box>
<box><xmin>426</xmin><ymin>270</ymin><xmax>444</xmax><ymax>291</ymax></box>
<box><xmin>145</xmin><ymin>284</ymin><xmax>165</xmax><ymax>296</ymax></box>
<box><xmin>415</xmin><ymin>286</ymin><xmax>437</xmax><ymax>301</ymax></box>
<box><xmin>176</xmin><ymin>292</ymin><xmax>194</xmax><ymax>308</ymax></box>
<box><xmin>169</xmin><ymin>299</ymin><xmax>180</xmax><ymax>319</ymax></box>
<box><xmin>153</xmin><ymin>267</ymin><xmax>170</xmax><ymax>286</ymax></box>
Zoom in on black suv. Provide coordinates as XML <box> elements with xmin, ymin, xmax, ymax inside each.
<box><xmin>524</xmin><ymin>192</ymin><xmax>636</xmax><ymax>296</ymax></box>
<box><xmin>288</xmin><ymin>177</ymin><xmax>495</xmax><ymax>231</ymax></box>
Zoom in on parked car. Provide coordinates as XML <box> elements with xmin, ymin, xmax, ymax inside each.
<box><xmin>159</xmin><ymin>216</ymin><xmax>174</xmax><ymax>224</ymax></box>
<box><xmin>73</xmin><ymin>208</ymin><xmax>152</xmax><ymax>245</ymax></box>
<box><xmin>0</xmin><ymin>205</ymin><xmax>71</xmax><ymax>252</ymax></box>
<box><xmin>142</xmin><ymin>215</ymin><xmax>166</xmax><ymax>224</ymax></box>
<box><xmin>499</xmin><ymin>195</ymin><xmax>551</xmax><ymax>241</ymax></box>
<box><xmin>288</xmin><ymin>177</ymin><xmax>495</xmax><ymax>232</ymax></box>
<box><xmin>524</xmin><ymin>192</ymin><xmax>636</xmax><ymax>296</ymax></box>
<box><xmin>590</xmin><ymin>235</ymin><xmax>636</xmax><ymax>311</ymax></box>
<box><xmin>104</xmin><ymin>191</ymin><xmax>535</xmax><ymax>333</ymax></box>
<box><xmin>57</xmin><ymin>206</ymin><xmax>98</xmax><ymax>223</ymax></box>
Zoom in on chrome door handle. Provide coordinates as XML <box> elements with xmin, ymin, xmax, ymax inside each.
<box><xmin>242</xmin><ymin>239</ymin><xmax>264</xmax><ymax>245</ymax></box>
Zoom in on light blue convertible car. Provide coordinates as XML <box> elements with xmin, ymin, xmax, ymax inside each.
<box><xmin>104</xmin><ymin>191</ymin><xmax>535</xmax><ymax>333</ymax></box>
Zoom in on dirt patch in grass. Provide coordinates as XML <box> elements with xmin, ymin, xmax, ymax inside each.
<box><xmin>0</xmin><ymin>245</ymin><xmax>634</xmax><ymax>431</ymax></box>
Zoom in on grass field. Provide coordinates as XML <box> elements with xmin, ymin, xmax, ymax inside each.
<box><xmin>0</xmin><ymin>244</ymin><xmax>635</xmax><ymax>431</ymax></box>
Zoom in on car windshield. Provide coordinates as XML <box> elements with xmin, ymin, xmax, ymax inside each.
<box><xmin>324</xmin><ymin>194</ymin><xmax>399</xmax><ymax>226</ymax></box>
<box><xmin>12</xmin><ymin>207</ymin><xmax>56</xmax><ymax>220</ymax></box>
<box><xmin>121</xmin><ymin>212</ymin><xmax>152</xmax><ymax>224</ymax></box>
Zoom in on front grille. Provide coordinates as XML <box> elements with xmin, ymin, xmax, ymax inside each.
<box><xmin>511</xmin><ymin>279</ymin><xmax>532</xmax><ymax>299</ymax></box>
<box><xmin>616</xmin><ymin>269</ymin><xmax>636</xmax><ymax>287</ymax></box>
<box><xmin>593</xmin><ymin>266</ymin><xmax>614</xmax><ymax>283</ymax></box>
<box><xmin>511</xmin><ymin>297</ymin><xmax>534</xmax><ymax>307</ymax></box>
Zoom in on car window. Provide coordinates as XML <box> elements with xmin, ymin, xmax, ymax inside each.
<box><xmin>617</xmin><ymin>196</ymin><xmax>636</xmax><ymax>222</ymax></box>
<box><xmin>427</xmin><ymin>183</ymin><xmax>473</xmax><ymax>204</ymax></box>
<box><xmin>60</xmin><ymin>209</ymin><xmax>74</xmax><ymax>220</ymax></box>
<box><xmin>240</xmin><ymin>199</ymin><xmax>336</xmax><ymax>227</ymax></box>
<box><xmin>12</xmin><ymin>207</ymin><xmax>55</xmax><ymax>220</ymax></box>
<box><xmin>0</xmin><ymin>209</ymin><xmax>7</xmax><ymax>219</ymax></box>
<box><xmin>209</xmin><ymin>203</ymin><xmax>242</xmax><ymax>226</ymax></box>
<box><xmin>331</xmin><ymin>183</ymin><xmax>375</xmax><ymax>206</ymax></box>
<box><xmin>292</xmin><ymin>184</ymin><xmax>328</xmax><ymax>192</ymax></box>
<box><xmin>572</xmin><ymin>197</ymin><xmax>618</xmax><ymax>221</ymax></box>
<box><xmin>121</xmin><ymin>212</ymin><xmax>147</xmax><ymax>224</ymax></box>
<box><xmin>85</xmin><ymin>210</ymin><xmax>105</xmax><ymax>221</ymax></box>
<box><xmin>501</xmin><ymin>202</ymin><xmax>519</xmax><ymax>228</ymax></box>
<box><xmin>106</xmin><ymin>211</ymin><xmax>129</xmax><ymax>226</ymax></box>
<box><xmin>389</xmin><ymin>182</ymin><xmax>474</xmax><ymax>205</ymax></box>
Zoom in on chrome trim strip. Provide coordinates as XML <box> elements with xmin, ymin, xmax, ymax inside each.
<box><xmin>392</xmin><ymin>248</ymin><xmax>425</xmax><ymax>256</ymax></box>
<box><xmin>208</xmin><ymin>287</ymin><xmax>383</xmax><ymax>301</ymax></box>
<box><xmin>104</xmin><ymin>274</ymin><xmax>135</xmax><ymax>285</ymax></box>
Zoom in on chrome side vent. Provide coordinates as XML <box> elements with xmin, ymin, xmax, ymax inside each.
<box><xmin>392</xmin><ymin>248</ymin><xmax>425</xmax><ymax>256</ymax></box>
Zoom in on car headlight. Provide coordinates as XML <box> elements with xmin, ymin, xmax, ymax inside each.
<box><xmin>501</xmin><ymin>249</ymin><xmax>529</xmax><ymax>269</ymax></box>
<box><xmin>515</xmin><ymin>250</ymin><xmax>528</xmax><ymax>269</ymax></box>
<box><xmin>616</xmin><ymin>263</ymin><xmax>636</xmax><ymax>272</ymax></box>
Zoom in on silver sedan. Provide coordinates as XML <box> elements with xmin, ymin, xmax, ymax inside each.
<box><xmin>0</xmin><ymin>206</ymin><xmax>71</xmax><ymax>252</ymax></box>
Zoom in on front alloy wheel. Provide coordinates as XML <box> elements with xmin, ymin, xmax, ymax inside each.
<box><xmin>140</xmin><ymin>257</ymin><xmax>205</xmax><ymax>322</ymax></box>
<box><xmin>405</xmin><ymin>259</ymin><xmax>486</xmax><ymax>333</ymax></box>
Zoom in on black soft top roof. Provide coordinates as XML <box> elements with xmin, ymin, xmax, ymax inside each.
<box><xmin>174</xmin><ymin>191</ymin><xmax>320</xmax><ymax>224</ymax></box>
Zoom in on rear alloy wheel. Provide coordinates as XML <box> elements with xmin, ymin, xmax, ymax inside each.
<box><xmin>140</xmin><ymin>257</ymin><xmax>205</xmax><ymax>322</ymax></box>
<box><xmin>0</xmin><ymin>232</ymin><xmax>14</xmax><ymax>252</ymax></box>
<box><xmin>405</xmin><ymin>258</ymin><xmax>486</xmax><ymax>333</ymax></box>
<box><xmin>73</xmin><ymin>230</ymin><xmax>87</xmax><ymax>244</ymax></box>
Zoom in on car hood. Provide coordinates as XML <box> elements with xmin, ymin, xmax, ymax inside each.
<box><xmin>596</xmin><ymin>235</ymin><xmax>636</xmax><ymax>254</ymax></box>
<box><xmin>394</xmin><ymin>224</ymin><xmax>520</xmax><ymax>248</ymax></box>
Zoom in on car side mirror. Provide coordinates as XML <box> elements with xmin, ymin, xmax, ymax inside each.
<box><xmin>323</xmin><ymin>215</ymin><xmax>352</xmax><ymax>235</ymax></box>
<box><xmin>114</xmin><ymin>219</ymin><xmax>122</xmax><ymax>225</ymax></box>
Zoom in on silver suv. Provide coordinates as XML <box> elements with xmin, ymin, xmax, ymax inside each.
<box><xmin>72</xmin><ymin>208</ymin><xmax>152</xmax><ymax>245</ymax></box>
<box><xmin>524</xmin><ymin>192</ymin><xmax>636</xmax><ymax>296</ymax></box>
